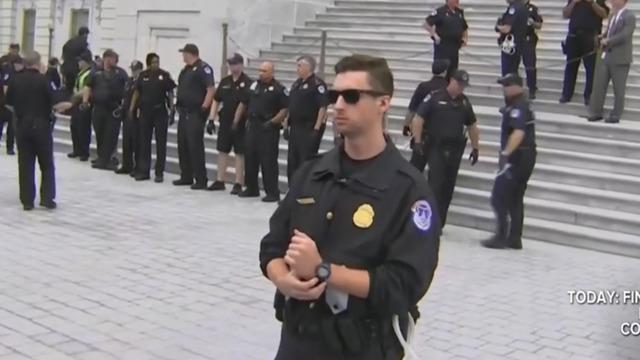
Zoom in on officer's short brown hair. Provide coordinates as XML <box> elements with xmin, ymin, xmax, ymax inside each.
<box><xmin>334</xmin><ymin>55</ymin><xmax>394</xmax><ymax>97</ymax></box>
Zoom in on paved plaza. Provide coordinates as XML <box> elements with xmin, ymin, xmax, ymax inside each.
<box><xmin>0</xmin><ymin>152</ymin><xmax>639</xmax><ymax>360</ymax></box>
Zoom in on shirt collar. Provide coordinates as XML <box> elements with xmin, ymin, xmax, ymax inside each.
<box><xmin>311</xmin><ymin>141</ymin><xmax>400</xmax><ymax>191</ymax></box>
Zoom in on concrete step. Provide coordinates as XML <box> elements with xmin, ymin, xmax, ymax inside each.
<box><xmin>248</xmin><ymin>57</ymin><xmax>640</xmax><ymax>99</ymax></box>
<box><xmin>245</xmin><ymin>66</ymin><xmax>640</xmax><ymax>113</ymax></box>
<box><xmin>452</xmin><ymin>187</ymin><xmax>640</xmax><ymax>236</ymax></box>
<box><xmin>456</xmin><ymin>169</ymin><xmax>640</xmax><ymax>215</ymax></box>
<box><xmin>245</xmin><ymin>67</ymin><xmax>640</xmax><ymax>121</ymax></box>
<box><xmin>258</xmin><ymin>49</ymin><xmax>640</xmax><ymax>85</ymax></box>
<box><xmin>292</xmin><ymin>27</ymin><xmax>640</xmax><ymax>54</ymax></box>
<box><xmin>447</xmin><ymin>205</ymin><xmax>640</xmax><ymax>259</ymax></box>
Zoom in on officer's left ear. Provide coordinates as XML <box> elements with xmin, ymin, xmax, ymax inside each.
<box><xmin>377</xmin><ymin>95</ymin><xmax>391</xmax><ymax>113</ymax></box>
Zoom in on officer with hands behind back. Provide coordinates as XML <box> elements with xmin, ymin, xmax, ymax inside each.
<box><xmin>259</xmin><ymin>54</ymin><xmax>441</xmax><ymax>360</ymax></box>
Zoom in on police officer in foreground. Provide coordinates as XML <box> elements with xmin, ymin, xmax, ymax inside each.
<box><xmin>174</xmin><ymin>43</ymin><xmax>215</xmax><ymax>190</ymax></box>
<box><xmin>482</xmin><ymin>73</ymin><xmax>536</xmax><ymax>250</ymax></box>
<box><xmin>5</xmin><ymin>51</ymin><xmax>66</xmax><ymax>210</ymax></box>
<box><xmin>239</xmin><ymin>61</ymin><xmax>288</xmax><ymax>203</ymax></box>
<box><xmin>206</xmin><ymin>53</ymin><xmax>250</xmax><ymax>193</ymax></box>
<box><xmin>115</xmin><ymin>60</ymin><xmax>143</xmax><ymax>176</ymax></box>
<box><xmin>522</xmin><ymin>0</ymin><xmax>543</xmax><ymax>99</ymax></box>
<box><xmin>404</xmin><ymin>58</ymin><xmax>450</xmax><ymax>171</ymax></box>
<box><xmin>283</xmin><ymin>55</ymin><xmax>329</xmax><ymax>184</ymax></box>
<box><xmin>0</xmin><ymin>43</ymin><xmax>21</xmax><ymax>155</ymax></box>
<box><xmin>259</xmin><ymin>54</ymin><xmax>440</xmax><ymax>360</ymax></box>
<box><xmin>66</xmin><ymin>51</ymin><xmax>93</xmax><ymax>161</ymax></box>
<box><xmin>560</xmin><ymin>0</ymin><xmax>608</xmax><ymax>105</ymax></box>
<box><xmin>424</xmin><ymin>0</ymin><xmax>468</xmax><ymax>78</ymax></box>
<box><xmin>82</xmin><ymin>49</ymin><xmax>128</xmax><ymax>170</ymax></box>
<box><xmin>130</xmin><ymin>53</ymin><xmax>176</xmax><ymax>183</ymax></box>
<box><xmin>496</xmin><ymin>0</ymin><xmax>529</xmax><ymax>76</ymax></box>
<box><xmin>412</xmin><ymin>70</ymin><xmax>480</xmax><ymax>228</ymax></box>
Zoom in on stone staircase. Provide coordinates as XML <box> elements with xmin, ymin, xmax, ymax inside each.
<box><xmin>52</xmin><ymin>0</ymin><xmax>640</xmax><ymax>257</ymax></box>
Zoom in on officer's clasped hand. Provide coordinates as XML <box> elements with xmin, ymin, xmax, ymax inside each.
<box><xmin>285</xmin><ymin>229</ymin><xmax>323</xmax><ymax>280</ymax></box>
<box><xmin>469</xmin><ymin>148</ymin><xmax>479</xmax><ymax>165</ymax></box>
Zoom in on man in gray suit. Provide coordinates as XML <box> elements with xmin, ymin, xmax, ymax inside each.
<box><xmin>587</xmin><ymin>0</ymin><xmax>636</xmax><ymax>123</ymax></box>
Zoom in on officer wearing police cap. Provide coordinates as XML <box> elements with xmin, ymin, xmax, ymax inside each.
<box><xmin>405</xmin><ymin>58</ymin><xmax>450</xmax><ymax>171</ymax></box>
<box><xmin>424</xmin><ymin>0</ymin><xmax>469</xmax><ymax>78</ymax></box>
<box><xmin>66</xmin><ymin>51</ymin><xmax>93</xmax><ymax>161</ymax></box>
<box><xmin>206</xmin><ymin>53</ymin><xmax>251</xmax><ymax>193</ymax></box>
<box><xmin>174</xmin><ymin>43</ymin><xmax>215</xmax><ymax>189</ymax></box>
<box><xmin>412</xmin><ymin>69</ymin><xmax>480</xmax><ymax>228</ymax></box>
<box><xmin>115</xmin><ymin>60</ymin><xmax>144</xmax><ymax>176</ymax></box>
<box><xmin>482</xmin><ymin>73</ymin><xmax>536</xmax><ymax>250</ymax></box>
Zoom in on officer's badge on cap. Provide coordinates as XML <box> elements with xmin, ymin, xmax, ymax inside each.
<box><xmin>451</xmin><ymin>69</ymin><xmax>470</xmax><ymax>87</ymax></box>
<box><xmin>353</xmin><ymin>204</ymin><xmax>375</xmax><ymax>229</ymax></box>
<box><xmin>412</xmin><ymin>200</ymin><xmax>433</xmax><ymax>231</ymax></box>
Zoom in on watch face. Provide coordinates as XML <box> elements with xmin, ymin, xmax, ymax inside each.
<box><xmin>318</xmin><ymin>267</ymin><xmax>330</xmax><ymax>278</ymax></box>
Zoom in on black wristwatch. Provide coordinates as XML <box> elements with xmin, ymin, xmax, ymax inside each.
<box><xmin>316</xmin><ymin>262</ymin><xmax>332</xmax><ymax>283</ymax></box>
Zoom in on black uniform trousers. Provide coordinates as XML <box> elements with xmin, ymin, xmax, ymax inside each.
<box><xmin>16</xmin><ymin>120</ymin><xmax>55</xmax><ymax>206</ymax></box>
<box><xmin>0</xmin><ymin>106</ymin><xmax>15</xmax><ymax>151</ymax></box>
<box><xmin>70</xmin><ymin>105</ymin><xmax>92</xmax><ymax>158</ymax></box>
<box><xmin>275</xmin><ymin>327</ymin><xmax>392</xmax><ymax>360</ymax></box>
<box><xmin>138</xmin><ymin>106</ymin><xmax>168</xmax><ymax>177</ymax></box>
<box><xmin>92</xmin><ymin>105</ymin><xmax>121</xmax><ymax>165</ymax></box>
<box><xmin>121</xmin><ymin>113</ymin><xmax>139</xmax><ymax>171</ymax></box>
<box><xmin>245</xmin><ymin>120</ymin><xmax>280</xmax><ymax>196</ymax></box>
<box><xmin>427</xmin><ymin>140</ymin><xmax>466</xmax><ymax>228</ymax></box>
<box><xmin>501</xmin><ymin>45</ymin><xmax>524</xmax><ymax>76</ymax></box>
<box><xmin>562</xmin><ymin>31</ymin><xmax>597</xmax><ymax>102</ymax></box>
<box><xmin>177</xmin><ymin>109</ymin><xmax>207</xmax><ymax>184</ymax></box>
<box><xmin>522</xmin><ymin>38</ymin><xmax>537</xmax><ymax>91</ymax></box>
<box><xmin>61</xmin><ymin>62</ymin><xmax>79</xmax><ymax>95</ymax></box>
<box><xmin>491</xmin><ymin>148</ymin><xmax>536</xmax><ymax>246</ymax></box>
<box><xmin>287</xmin><ymin>123</ymin><xmax>324</xmax><ymax>184</ymax></box>
<box><xmin>433</xmin><ymin>41</ymin><xmax>459</xmax><ymax>79</ymax></box>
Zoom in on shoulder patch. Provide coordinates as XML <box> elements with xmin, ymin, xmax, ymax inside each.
<box><xmin>204</xmin><ymin>66</ymin><xmax>212</xmax><ymax>75</ymax></box>
<box><xmin>50</xmin><ymin>81</ymin><xmax>57</xmax><ymax>90</ymax></box>
<box><xmin>508</xmin><ymin>6</ymin><xmax>515</xmax><ymax>15</ymax></box>
<box><xmin>510</xmin><ymin>108</ymin><xmax>521</xmax><ymax>118</ymax></box>
<box><xmin>318</xmin><ymin>85</ymin><xmax>325</xmax><ymax>94</ymax></box>
<box><xmin>411</xmin><ymin>200</ymin><xmax>433</xmax><ymax>232</ymax></box>
<box><xmin>422</xmin><ymin>93</ymin><xmax>431</xmax><ymax>103</ymax></box>
<box><xmin>250</xmin><ymin>81</ymin><xmax>257</xmax><ymax>91</ymax></box>
<box><xmin>3</xmin><ymin>73</ymin><xmax>8</xmax><ymax>81</ymax></box>
<box><xmin>431</xmin><ymin>9</ymin><xmax>437</xmax><ymax>16</ymax></box>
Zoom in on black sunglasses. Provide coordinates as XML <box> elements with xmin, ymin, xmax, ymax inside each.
<box><xmin>328</xmin><ymin>89</ymin><xmax>388</xmax><ymax>104</ymax></box>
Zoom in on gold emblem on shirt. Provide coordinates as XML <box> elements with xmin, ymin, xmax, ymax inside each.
<box><xmin>353</xmin><ymin>204</ymin><xmax>374</xmax><ymax>229</ymax></box>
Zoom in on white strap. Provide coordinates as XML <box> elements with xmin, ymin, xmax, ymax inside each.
<box><xmin>392</xmin><ymin>313</ymin><xmax>419</xmax><ymax>360</ymax></box>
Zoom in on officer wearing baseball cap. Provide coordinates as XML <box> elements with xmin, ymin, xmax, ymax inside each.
<box><xmin>206</xmin><ymin>53</ymin><xmax>252</xmax><ymax>193</ymax></box>
<box><xmin>482</xmin><ymin>73</ymin><xmax>536</xmax><ymax>250</ymax></box>
<box><xmin>115</xmin><ymin>60</ymin><xmax>144</xmax><ymax>176</ymax></box>
<box><xmin>405</xmin><ymin>58</ymin><xmax>450</xmax><ymax>171</ymax></box>
<box><xmin>412</xmin><ymin>69</ymin><xmax>480</xmax><ymax>228</ymax></box>
<box><xmin>174</xmin><ymin>43</ymin><xmax>215</xmax><ymax>189</ymax></box>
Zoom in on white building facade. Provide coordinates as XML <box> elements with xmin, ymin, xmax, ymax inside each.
<box><xmin>0</xmin><ymin>0</ymin><xmax>331</xmax><ymax>76</ymax></box>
